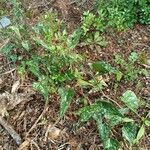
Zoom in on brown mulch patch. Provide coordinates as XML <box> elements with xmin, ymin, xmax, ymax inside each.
<box><xmin>0</xmin><ymin>0</ymin><xmax>150</xmax><ymax>150</ymax></box>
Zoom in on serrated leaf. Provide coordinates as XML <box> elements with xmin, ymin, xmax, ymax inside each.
<box><xmin>104</xmin><ymin>138</ymin><xmax>119</xmax><ymax>150</ymax></box>
<box><xmin>122</xmin><ymin>122</ymin><xmax>138</xmax><ymax>144</ymax></box>
<box><xmin>136</xmin><ymin>125</ymin><xmax>145</xmax><ymax>143</ymax></box>
<box><xmin>121</xmin><ymin>90</ymin><xmax>139</xmax><ymax>111</ymax></box>
<box><xmin>92</xmin><ymin>61</ymin><xmax>115</xmax><ymax>75</ymax></box>
<box><xmin>59</xmin><ymin>88</ymin><xmax>74</xmax><ymax>118</ymax></box>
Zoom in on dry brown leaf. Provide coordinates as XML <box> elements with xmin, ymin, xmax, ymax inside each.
<box><xmin>0</xmin><ymin>96</ymin><xmax>8</xmax><ymax>117</ymax></box>
<box><xmin>11</xmin><ymin>80</ymin><xmax>20</xmax><ymax>93</ymax></box>
<box><xmin>48</xmin><ymin>125</ymin><xmax>61</xmax><ymax>140</ymax></box>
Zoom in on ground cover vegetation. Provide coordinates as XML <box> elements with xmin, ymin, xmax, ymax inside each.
<box><xmin>0</xmin><ymin>0</ymin><xmax>150</xmax><ymax>149</ymax></box>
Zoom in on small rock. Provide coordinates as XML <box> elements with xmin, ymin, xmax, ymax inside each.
<box><xmin>0</xmin><ymin>17</ymin><xmax>11</xmax><ymax>29</ymax></box>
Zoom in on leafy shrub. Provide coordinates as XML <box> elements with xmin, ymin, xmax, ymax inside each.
<box><xmin>138</xmin><ymin>0</ymin><xmax>150</xmax><ymax>24</ymax></box>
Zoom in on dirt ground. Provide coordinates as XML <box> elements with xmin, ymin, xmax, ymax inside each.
<box><xmin>0</xmin><ymin>0</ymin><xmax>150</xmax><ymax>150</ymax></box>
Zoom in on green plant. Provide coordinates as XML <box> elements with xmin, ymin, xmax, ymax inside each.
<box><xmin>76</xmin><ymin>90</ymin><xmax>150</xmax><ymax>149</ymax></box>
<box><xmin>1</xmin><ymin>11</ymin><xmax>82</xmax><ymax>101</ymax></box>
<box><xmin>138</xmin><ymin>0</ymin><xmax>150</xmax><ymax>24</ymax></box>
<box><xmin>114</xmin><ymin>52</ymin><xmax>149</xmax><ymax>81</ymax></box>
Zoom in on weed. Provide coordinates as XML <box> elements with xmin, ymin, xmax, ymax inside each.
<box><xmin>77</xmin><ymin>90</ymin><xmax>150</xmax><ymax>149</ymax></box>
<box><xmin>114</xmin><ymin>52</ymin><xmax>149</xmax><ymax>81</ymax></box>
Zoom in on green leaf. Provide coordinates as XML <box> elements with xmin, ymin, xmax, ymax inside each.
<box><xmin>145</xmin><ymin>119</ymin><xmax>150</xmax><ymax>126</ymax></box>
<box><xmin>104</xmin><ymin>138</ymin><xmax>119</xmax><ymax>150</ymax></box>
<box><xmin>77</xmin><ymin>103</ymin><xmax>103</xmax><ymax>123</ymax></box>
<box><xmin>21</xmin><ymin>41</ymin><xmax>30</xmax><ymax>51</ymax></box>
<box><xmin>123</xmin><ymin>117</ymin><xmax>134</xmax><ymax>122</ymax></box>
<box><xmin>136</xmin><ymin>125</ymin><xmax>145</xmax><ymax>143</ymax></box>
<box><xmin>10</xmin><ymin>26</ymin><xmax>21</xmax><ymax>39</ymax></box>
<box><xmin>59</xmin><ymin>88</ymin><xmax>74</xmax><ymax>118</ymax></box>
<box><xmin>128</xmin><ymin>52</ymin><xmax>138</xmax><ymax>63</ymax></box>
<box><xmin>116</xmin><ymin>70</ymin><xmax>123</xmax><ymax>81</ymax></box>
<box><xmin>108</xmin><ymin>115</ymin><xmax>123</xmax><ymax>126</ymax></box>
<box><xmin>96</xmin><ymin>119</ymin><xmax>110</xmax><ymax>141</ymax></box>
<box><xmin>121</xmin><ymin>90</ymin><xmax>139</xmax><ymax>111</ymax></box>
<box><xmin>99</xmin><ymin>101</ymin><xmax>123</xmax><ymax>118</ymax></box>
<box><xmin>92</xmin><ymin>61</ymin><xmax>115</xmax><ymax>75</ymax></box>
<box><xmin>77</xmin><ymin>101</ymin><xmax>123</xmax><ymax>123</ymax></box>
<box><xmin>33</xmin><ymin>37</ymin><xmax>51</xmax><ymax>50</ymax></box>
<box><xmin>77</xmin><ymin>79</ymin><xmax>93</xmax><ymax>87</ymax></box>
<box><xmin>69</xmin><ymin>28</ymin><xmax>83</xmax><ymax>49</ymax></box>
<box><xmin>33</xmin><ymin>78</ymin><xmax>49</xmax><ymax>101</ymax></box>
<box><xmin>26</xmin><ymin>59</ymin><xmax>40</xmax><ymax>77</ymax></box>
<box><xmin>122</xmin><ymin>122</ymin><xmax>138</xmax><ymax>145</ymax></box>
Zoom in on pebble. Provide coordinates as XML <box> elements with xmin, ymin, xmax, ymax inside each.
<box><xmin>0</xmin><ymin>17</ymin><xmax>11</xmax><ymax>29</ymax></box>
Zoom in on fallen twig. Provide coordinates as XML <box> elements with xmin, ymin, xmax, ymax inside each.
<box><xmin>0</xmin><ymin>68</ymin><xmax>16</xmax><ymax>76</ymax></box>
<box><xmin>25</xmin><ymin>102</ymin><xmax>48</xmax><ymax>137</ymax></box>
<box><xmin>0</xmin><ymin>116</ymin><xmax>22</xmax><ymax>145</ymax></box>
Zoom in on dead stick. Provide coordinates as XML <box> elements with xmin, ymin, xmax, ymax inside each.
<box><xmin>0</xmin><ymin>117</ymin><xmax>22</xmax><ymax>145</ymax></box>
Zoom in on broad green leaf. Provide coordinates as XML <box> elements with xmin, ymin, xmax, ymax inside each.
<box><xmin>104</xmin><ymin>138</ymin><xmax>119</xmax><ymax>150</ymax></box>
<box><xmin>100</xmin><ymin>101</ymin><xmax>123</xmax><ymax>117</ymax></box>
<box><xmin>108</xmin><ymin>115</ymin><xmax>123</xmax><ymax>126</ymax></box>
<box><xmin>92</xmin><ymin>61</ymin><xmax>115</xmax><ymax>75</ymax></box>
<box><xmin>119</xmin><ymin>108</ymin><xmax>129</xmax><ymax>115</ymax></box>
<box><xmin>136</xmin><ymin>125</ymin><xmax>145</xmax><ymax>143</ymax></box>
<box><xmin>96</xmin><ymin>119</ymin><xmax>110</xmax><ymax>141</ymax></box>
<box><xmin>145</xmin><ymin>119</ymin><xmax>150</xmax><ymax>126</ymax></box>
<box><xmin>77</xmin><ymin>103</ymin><xmax>104</xmax><ymax>123</ymax></box>
<box><xmin>77</xmin><ymin>101</ymin><xmax>123</xmax><ymax>123</ymax></box>
<box><xmin>122</xmin><ymin>122</ymin><xmax>138</xmax><ymax>144</ymax></box>
<box><xmin>59</xmin><ymin>88</ymin><xmax>74</xmax><ymax>118</ymax></box>
<box><xmin>121</xmin><ymin>90</ymin><xmax>139</xmax><ymax>111</ymax></box>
